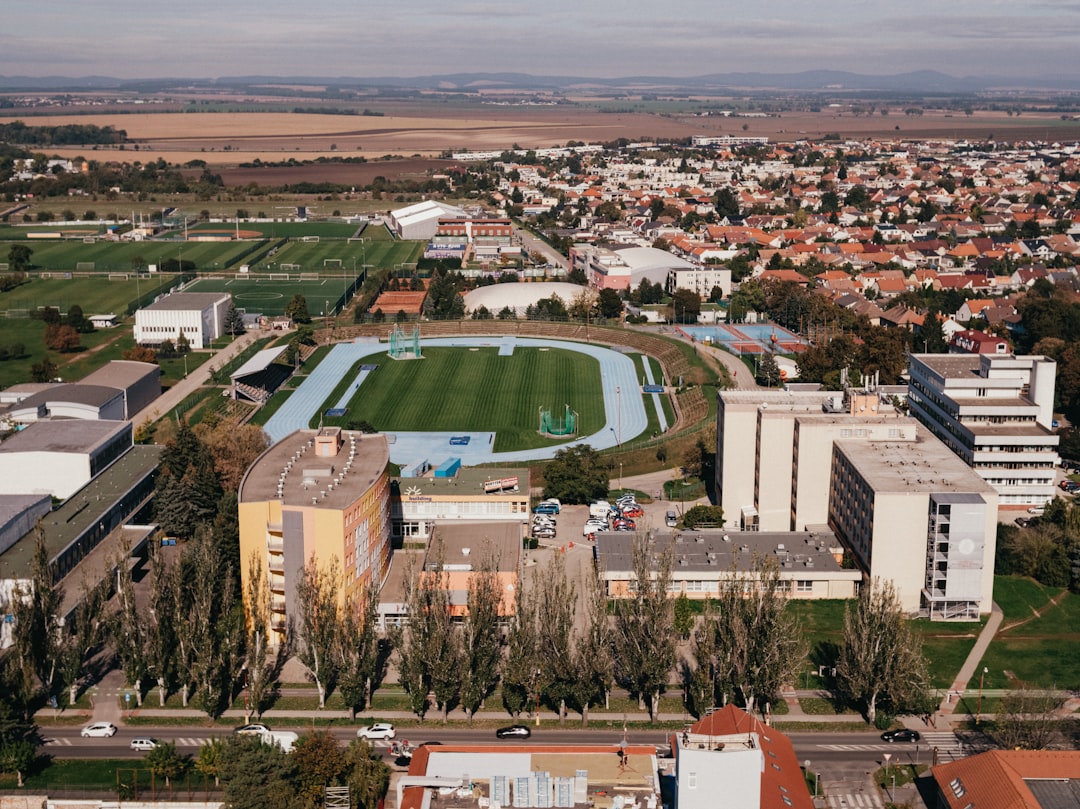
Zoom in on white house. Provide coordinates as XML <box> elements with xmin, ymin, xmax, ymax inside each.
<box><xmin>134</xmin><ymin>292</ymin><xmax>231</xmax><ymax>349</ymax></box>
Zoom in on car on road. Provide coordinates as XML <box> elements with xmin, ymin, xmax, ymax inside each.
<box><xmin>880</xmin><ymin>729</ymin><xmax>920</xmax><ymax>743</ymax></box>
<box><xmin>130</xmin><ymin>738</ymin><xmax>160</xmax><ymax>751</ymax></box>
<box><xmin>234</xmin><ymin>723</ymin><xmax>271</xmax><ymax>736</ymax></box>
<box><xmin>496</xmin><ymin>724</ymin><xmax>532</xmax><ymax>739</ymax></box>
<box><xmin>357</xmin><ymin>722</ymin><xmax>396</xmax><ymax>740</ymax></box>
<box><xmin>81</xmin><ymin>722</ymin><xmax>118</xmax><ymax>738</ymax></box>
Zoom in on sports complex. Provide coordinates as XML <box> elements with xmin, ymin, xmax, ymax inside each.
<box><xmin>262</xmin><ymin>335</ymin><xmax>667</xmax><ymax>464</ymax></box>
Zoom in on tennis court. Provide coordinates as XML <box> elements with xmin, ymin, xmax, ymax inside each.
<box><xmin>679</xmin><ymin>323</ymin><xmax>807</xmax><ymax>355</ymax></box>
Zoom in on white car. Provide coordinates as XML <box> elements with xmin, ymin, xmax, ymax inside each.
<box><xmin>583</xmin><ymin>522</ymin><xmax>608</xmax><ymax>536</ymax></box>
<box><xmin>81</xmin><ymin>722</ymin><xmax>118</xmax><ymax>738</ymax></box>
<box><xmin>357</xmin><ymin>722</ymin><xmax>396</xmax><ymax>740</ymax></box>
<box><xmin>130</xmin><ymin>737</ymin><xmax>160</xmax><ymax>751</ymax></box>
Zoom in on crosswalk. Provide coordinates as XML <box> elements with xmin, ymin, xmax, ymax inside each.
<box><xmin>44</xmin><ymin>736</ymin><xmax>213</xmax><ymax>748</ymax></box>
<box><xmin>826</xmin><ymin>793</ymin><xmax>883</xmax><ymax>808</ymax></box>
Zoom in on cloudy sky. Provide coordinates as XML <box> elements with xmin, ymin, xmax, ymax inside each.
<box><xmin>4</xmin><ymin>0</ymin><xmax>1078</xmax><ymax>80</ymax></box>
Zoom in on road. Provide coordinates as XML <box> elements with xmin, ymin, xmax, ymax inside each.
<box><xmin>515</xmin><ymin>226</ymin><xmax>567</xmax><ymax>270</ymax></box>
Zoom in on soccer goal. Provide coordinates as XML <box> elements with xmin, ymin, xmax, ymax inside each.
<box><xmin>301</xmin><ymin>236</ymin><xmax>320</xmax><ymax>243</ymax></box>
<box><xmin>280</xmin><ymin>263</ymin><xmax>301</xmax><ymax>273</ymax></box>
<box><xmin>300</xmin><ymin>272</ymin><xmax>320</xmax><ymax>281</ymax></box>
<box><xmin>323</xmin><ymin>258</ymin><xmax>342</xmax><ymax>268</ymax></box>
<box><xmin>108</xmin><ymin>272</ymin><xmax>130</xmax><ymax>281</ymax></box>
<box><xmin>267</xmin><ymin>273</ymin><xmax>291</xmax><ymax>281</ymax></box>
<box><xmin>83</xmin><ymin>236</ymin><xmax>96</xmax><ymax>244</ymax></box>
<box><xmin>76</xmin><ymin>262</ymin><xmax>95</xmax><ymax>271</ymax></box>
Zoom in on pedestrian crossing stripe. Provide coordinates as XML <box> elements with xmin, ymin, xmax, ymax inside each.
<box><xmin>43</xmin><ymin>738</ymin><xmax>73</xmax><ymax>746</ymax></box>
<box><xmin>827</xmin><ymin>794</ymin><xmax>883</xmax><ymax>808</ymax></box>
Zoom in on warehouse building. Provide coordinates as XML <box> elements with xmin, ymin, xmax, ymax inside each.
<box><xmin>133</xmin><ymin>291</ymin><xmax>231</xmax><ymax>349</ymax></box>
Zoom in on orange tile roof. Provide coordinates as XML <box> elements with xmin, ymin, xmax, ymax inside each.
<box><xmin>933</xmin><ymin>750</ymin><xmax>1080</xmax><ymax>809</ymax></box>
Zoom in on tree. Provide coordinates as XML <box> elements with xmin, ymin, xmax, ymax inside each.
<box><xmin>710</xmin><ymin>557</ymin><xmax>806</xmax><ymax>715</ymax></box>
<box><xmin>195</xmin><ymin>738</ymin><xmax>224</xmax><ymax>787</ymax></box>
<box><xmin>688</xmin><ymin>601</ymin><xmax>719</xmax><ymax>717</ymax></box>
<box><xmin>175</xmin><ymin>331</ymin><xmax>191</xmax><ymax>355</ymax></box>
<box><xmin>144</xmin><ymin>741</ymin><xmax>190</xmax><ymax>787</ymax></box>
<box><xmin>835</xmin><ymin>578</ymin><xmax>929</xmax><ymax>725</ymax></box>
<box><xmin>294</xmin><ymin>556</ymin><xmax>342</xmax><ymax>709</ymax></box>
<box><xmin>755</xmin><ymin>352</ymin><xmax>782</xmax><ymax>387</ymax></box>
<box><xmin>336</xmin><ymin>584</ymin><xmax>381</xmax><ymax>721</ymax></box>
<box><xmin>224</xmin><ymin>302</ymin><xmax>246</xmax><ymax>336</ymax></box>
<box><xmin>29</xmin><ymin>358</ymin><xmax>58</xmax><ymax>383</ymax></box>
<box><xmin>7</xmin><ymin>244</ymin><xmax>32</xmax><ymax>273</ymax></box>
<box><xmin>57</xmin><ymin>577</ymin><xmax>108</xmax><ymax>707</ymax></box>
<box><xmin>112</xmin><ymin>550</ymin><xmax>150</xmax><ymax>706</ymax></box>
<box><xmin>542</xmin><ymin>444</ymin><xmax>609</xmax><ymax>504</ymax></box>
<box><xmin>44</xmin><ymin>323</ymin><xmax>81</xmax><ymax>352</ymax></box>
<box><xmin>714</xmin><ymin>187</ymin><xmax>740</xmax><ymax>218</ymax></box>
<box><xmin>122</xmin><ymin>345</ymin><xmax>158</xmax><ymax>364</ymax></box>
<box><xmin>242</xmin><ymin>552</ymin><xmax>282</xmax><ymax>720</ymax></box>
<box><xmin>572</xmin><ymin>568</ymin><xmax>614</xmax><ymax>725</ymax></box>
<box><xmin>401</xmin><ymin>544</ymin><xmax>461</xmax><ymax>722</ymax></box>
<box><xmin>613</xmin><ymin>533</ymin><xmax>676</xmax><ymax>721</ymax></box>
<box><xmin>345</xmin><ymin>739</ymin><xmax>391</xmax><ymax>809</ymax></box>
<box><xmin>9</xmin><ymin>531</ymin><xmax>63</xmax><ymax>711</ymax></box>
<box><xmin>459</xmin><ymin>547</ymin><xmax>504</xmax><ymax>722</ymax></box>
<box><xmin>501</xmin><ymin>581</ymin><xmax>539</xmax><ymax>719</ymax></box>
<box><xmin>285</xmin><ymin>294</ymin><xmax>311</xmax><ymax>323</ymax></box>
<box><xmin>218</xmin><ymin>734</ymin><xmax>298</xmax><ymax>809</ymax></box>
<box><xmin>194</xmin><ymin>418</ymin><xmax>270</xmax><ymax>495</ymax></box>
<box><xmin>673</xmin><ymin>593</ymin><xmax>694</xmax><ymax>639</ymax></box>
<box><xmin>671</xmin><ymin>289</ymin><xmax>701</xmax><ymax>324</ymax></box>
<box><xmin>535</xmin><ymin>555</ymin><xmax>576</xmax><ymax>723</ymax></box>
<box><xmin>597</xmin><ymin>288</ymin><xmax>624</xmax><ymax>319</ymax></box>
<box><xmin>992</xmin><ymin>685</ymin><xmax>1065</xmax><ymax>750</ymax></box>
<box><xmin>0</xmin><ymin>738</ymin><xmax>35</xmax><ymax>786</ymax></box>
<box><xmin>66</xmin><ymin>304</ymin><xmax>94</xmax><ymax>333</ymax></box>
<box><xmin>154</xmin><ymin>423</ymin><xmax>223</xmax><ymax>539</ymax></box>
<box><xmin>291</xmin><ymin>731</ymin><xmax>347</xmax><ymax>809</ymax></box>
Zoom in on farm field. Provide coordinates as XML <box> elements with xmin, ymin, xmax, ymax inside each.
<box><xmin>317</xmin><ymin>346</ymin><xmax>603</xmax><ymax>451</ymax></box>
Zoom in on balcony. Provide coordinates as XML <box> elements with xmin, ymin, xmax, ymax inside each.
<box><xmin>266</xmin><ymin>536</ymin><xmax>283</xmax><ymax>553</ymax></box>
<box><xmin>268</xmin><ymin>557</ymin><xmax>284</xmax><ymax>574</ymax></box>
<box><xmin>270</xmin><ymin>596</ymin><xmax>287</xmax><ymax>613</ymax></box>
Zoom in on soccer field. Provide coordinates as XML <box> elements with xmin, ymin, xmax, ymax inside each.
<box><xmin>318</xmin><ymin>347</ymin><xmax>604</xmax><ymax>451</ymax></box>
<box><xmin>183</xmin><ymin>275</ymin><xmax>355</xmax><ymax>316</ymax></box>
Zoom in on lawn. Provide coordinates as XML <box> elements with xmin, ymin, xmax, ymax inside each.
<box><xmin>8</xmin><ymin>239</ymin><xmax>251</xmax><ymax>273</ymax></box>
<box><xmin>189</xmin><ymin>221</ymin><xmax>362</xmax><ymax>239</ymax></box>
<box><xmin>184</xmin><ymin>276</ymin><xmax>353</xmax><ymax>317</ymax></box>
<box><xmin>252</xmin><ymin>238</ymin><xmax>422</xmax><ymax>274</ymax></box>
<box><xmin>0</xmin><ymin>274</ymin><xmax>180</xmax><ymax>316</ymax></box>
<box><xmin>970</xmin><ymin>576</ymin><xmax>1080</xmax><ymax>689</ymax></box>
<box><xmin>912</xmin><ymin>618</ymin><xmax>985</xmax><ymax>689</ymax></box>
<box><xmin>317</xmin><ymin>346</ymin><xmax>604</xmax><ymax>451</ymax></box>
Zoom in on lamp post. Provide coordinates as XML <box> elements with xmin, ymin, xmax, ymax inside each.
<box><xmin>976</xmin><ymin>666</ymin><xmax>988</xmax><ymax>724</ymax></box>
<box><xmin>619</xmin><ymin>462</ymin><xmax>623</xmax><ymax>491</ymax></box>
<box><xmin>616</xmin><ymin>385</ymin><xmax>622</xmax><ymax>446</ymax></box>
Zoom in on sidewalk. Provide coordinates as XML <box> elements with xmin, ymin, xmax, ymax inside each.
<box><xmin>937</xmin><ymin>601</ymin><xmax>1003</xmax><ymax>722</ymax></box>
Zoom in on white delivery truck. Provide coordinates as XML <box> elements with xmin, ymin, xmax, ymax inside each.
<box><xmin>589</xmin><ymin>501</ymin><xmax>613</xmax><ymax>520</ymax></box>
<box><xmin>261</xmin><ymin>730</ymin><xmax>299</xmax><ymax>753</ymax></box>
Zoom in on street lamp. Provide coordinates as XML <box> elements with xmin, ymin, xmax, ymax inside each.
<box><xmin>976</xmin><ymin>666</ymin><xmax>989</xmax><ymax>724</ymax></box>
<box><xmin>616</xmin><ymin>385</ymin><xmax>622</xmax><ymax>446</ymax></box>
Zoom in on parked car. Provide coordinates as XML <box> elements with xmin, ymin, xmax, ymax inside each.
<box><xmin>234</xmin><ymin>723</ymin><xmax>271</xmax><ymax>736</ymax></box>
<box><xmin>880</xmin><ymin>729</ymin><xmax>920</xmax><ymax>743</ymax></box>
<box><xmin>534</xmin><ymin>502</ymin><xmax>560</xmax><ymax>515</ymax></box>
<box><xmin>357</xmin><ymin>722</ymin><xmax>396</xmax><ymax>740</ymax></box>
<box><xmin>496</xmin><ymin>724</ymin><xmax>532</xmax><ymax>739</ymax></box>
<box><xmin>621</xmin><ymin>506</ymin><xmax>644</xmax><ymax>519</ymax></box>
<box><xmin>533</xmin><ymin>515</ymin><xmax>556</xmax><ymax>527</ymax></box>
<box><xmin>533</xmin><ymin>527</ymin><xmax>556</xmax><ymax>539</ymax></box>
<box><xmin>130</xmin><ymin>738</ymin><xmax>160</xmax><ymax>751</ymax></box>
<box><xmin>613</xmin><ymin>518</ymin><xmax>636</xmax><ymax>530</ymax></box>
<box><xmin>81</xmin><ymin>722</ymin><xmax>118</xmax><ymax>738</ymax></box>
<box><xmin>1028</xmin><ymin>505</ymin><xmax>1047</xmax><ymax>515</ymax></box>
<box><xmin>540</xmin><ymin>498</ymin><xmax>561</xmax><ymax>509</ymax></box>
<box><xmin>665</xmin><ymin>511</ymin><xmax>678</xmax><ymax>528</ymax></box>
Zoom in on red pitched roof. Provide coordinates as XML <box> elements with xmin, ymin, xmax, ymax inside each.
<box><xmin>933</xmin><ymin>750</ymin><xmax>1080</xmax><ymax>809</ymax></box>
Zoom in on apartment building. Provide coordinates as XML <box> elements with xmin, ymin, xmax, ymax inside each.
<box><xmin>906</xmin><ymin>353</ymin><xmax>1059</xmax><ymax>507</ymax></box>
<box><xmin>238</xmin><ymin>428</ymin><xmax>391</xmax><ymax>646</ymax></box>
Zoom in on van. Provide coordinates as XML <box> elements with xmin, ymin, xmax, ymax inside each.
<box><xmin>589</xmin><ymin>501</ymin><xmax>613</xmax><ymax>520</ymax></box>
<box><xmin>534</xmin><ymin>502</ymin><xmax>560</xmax><ymax>515</ymax></box>
<box><xmin>665</xmin><ymin>511</ymin><xmax>678</xmax><ymax>528</ymax></box>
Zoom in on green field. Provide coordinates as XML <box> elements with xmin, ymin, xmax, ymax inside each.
<box><xmin>254</xmin><ymin>238</ymin><xmax>421</xmax><ymax>274</ymax></box>
<box><xmin>183</xmin><ymin>275</ymin><xmax>353</xmax><ymax>316</ymax></box>
<box><xmin>0</xmin><ymin>274</ymin><xmax>180</xmax><ymax>316</ymax></box>
<box><xmin>3</xmin><ymin>239</ymin><xmax>252</xmax><ymax>273</ymax></box>
<box><xmin>318</xmin><ymin>346</ymin><xmax>604</xmax><ymax>451</ymax></box>
<box><xmin>189</xmin><ymin>221</ymin><xmax>364</xmax><ymax>238</ymax></box>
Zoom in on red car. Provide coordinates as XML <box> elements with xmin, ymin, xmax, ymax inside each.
<box><xmin>621</xmin><ymin>506</ymin><xmax>644</xmax><ymax>518</ymax></box>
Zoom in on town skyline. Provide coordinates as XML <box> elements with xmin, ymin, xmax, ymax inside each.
<box><xmin>4</xmin><ymin>0</ymin><xmax>1080</xmax><ymax>84</ymax></box>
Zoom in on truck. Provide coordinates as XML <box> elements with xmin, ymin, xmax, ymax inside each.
<box><xmin>261</xmin><ymin>730</ymin><xmax>299</xmax><ymax>753</ymax></box>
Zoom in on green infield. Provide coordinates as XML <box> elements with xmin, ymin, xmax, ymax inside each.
<box><xmin>183</xmin><ymin>275</ymin><xmax>354</xmax><ymax>316</ymax></box>
<box><xmin>188</xmin><ymin>221</ymin><xmax>362</xmax><ymax>238</ymax></box>
<box><xmin>254</xmin><ymin>238</ymin><xmax>422</xmax><ymax>274</ymax></box>
<box><xmin>317</xmin><ymin>346</ymin><xmax>603</xmax><ymax>451</ymax></box>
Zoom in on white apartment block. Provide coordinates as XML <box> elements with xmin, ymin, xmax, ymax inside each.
<box><xmin>133</xmin><ymin>292</ymin><xmax>231</xmax><ymax>349</ymax></box>
<box><xmin>906</xmin><ymin>354</ymin><xmax>1060</xmax><ymax>507</ymax></box>
<box><xmin>829</xmin><ymin>430</ymin><xmax>998</xmax><ymax>619</ymax></box>
<box><xmin>667</xmin><ymin>265</ymin><xmax>732</xmax><ymax>300</ymax></box>
<box><xmin>715</xmin><ymin>387</ymin><xmax>998</xmax><ymax>618</ymax></box>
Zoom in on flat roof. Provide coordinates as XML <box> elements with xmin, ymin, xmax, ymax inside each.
<box><xmin>143</xmin><ymin>292</ymin><xmax>230</xmax><ymax>312</ymax></box>
<box><xmin>834</xmin><ymin>424</ymin><xmax>995</xmax><ymax>495</ymax></box>
<box><xmin>596</xmin><ymin>529</ymin><xmax>850</xmax><ymax>576</ymax></box>
<box><xmin>394</xmin><ymin>467</ymin><xmax>529</xmax><ymax>498</ymax></box>
<box><xmin>0</xmin><ymin>445</ymin><xmax>161</xmax><ymax>579</ymax></box>
<box><xmin>0</xmin><ymin>494</ymin><xmax>51</xmax><ymax>527</ymax></box>
<box><xmin>0</xmin><ymin>419</ymin><xmax>129</xmax><ymax>455</ymax></box>
<box><xmin>239</xmin><ymin>429</ymin><xmax>388</xmax><ymax>510</ymax></box>
<box><xmin>230</xmin><ymin>345</ymin><xmax>288</xmax><ymax>380</ymax></box>
<box><xmin>80</xmin><ymin>361</ymin><xmax>160</xmax><ymax>390</ymax></box>
<box><xmin>428</xmin><ymin>522</ymin><xmax>521</xmax><ymax>573</ymax></box>
<box><xmin>719</xmin><ymin>389</ymin><xmax>832</xmax><ymax>411</ymax></box>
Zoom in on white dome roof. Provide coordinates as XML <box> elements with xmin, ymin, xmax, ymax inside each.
<box><xmin>463</xmin><ymin>281</ymin><xmax>589</xmax><ymax>315</ymax></box>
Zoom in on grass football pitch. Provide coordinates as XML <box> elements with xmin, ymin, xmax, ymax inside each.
<box><xmin>183</xmin><ymin>276</ymin><xmax>354</xmax><ymax>316</ymax></box>
<box><xmin>317</xmin><ymin>346</ymin><xmax>603</xmax><ymax>451</ymax></box>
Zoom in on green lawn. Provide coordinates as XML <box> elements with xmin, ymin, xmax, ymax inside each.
<box><xmin>970</xmin><ymin>576</ymin><xmax>1080</xmax><ymax>689</ymax></box>
<box><xmin>189</xmin><ymin>221</ymin><xmax>362</xmax><ymax>238</ymax></box>
<box><xmin>7</xmin><ymin>239</ymin><xmax>251</xmax><ymax>273</ymax></box>
<box><xmin>317</xmin><ymin>346</ymin><xmax>604</xmax><ymax>451</ymax></box>
<box><xmin>184</xmin><ymin>276</ymin><xmax>351</xmax><ymax>316</ymax></box>
<box><xmin>913</xmin><ymin>618</ymin><xmax>985</xmax><ymax>689</ymax></box>
<box><xmin>0</xmin><ymin>274</ymin><xmax>180</xmax><ymax>316</ymax></box>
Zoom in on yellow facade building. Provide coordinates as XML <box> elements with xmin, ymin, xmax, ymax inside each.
<box><xmin>239</xmin><ymin>427</ymin><xmax>391</xmax><ymax>645</ymax></box>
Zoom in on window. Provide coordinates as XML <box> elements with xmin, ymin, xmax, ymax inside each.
<box><xmin>796</xmin><ymin>580</ymin><xmax>813</xmax><ymax>593</ymax></box>
<box><xmin>687</xmin><ymin>773</ymin><xmax>697</xmax><ymax>789</ymax></box>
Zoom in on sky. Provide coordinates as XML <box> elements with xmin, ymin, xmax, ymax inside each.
<box><xmin>3</xmin><ymin>0</ymin><xmax>1079</xmax><ymax>81</ymax></box>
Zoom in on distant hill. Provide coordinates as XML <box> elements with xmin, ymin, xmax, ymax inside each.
<box><xmin>1</xmin><ymin>70</ymin><xmax>1078</xmax><ymax>94</ymax></box>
